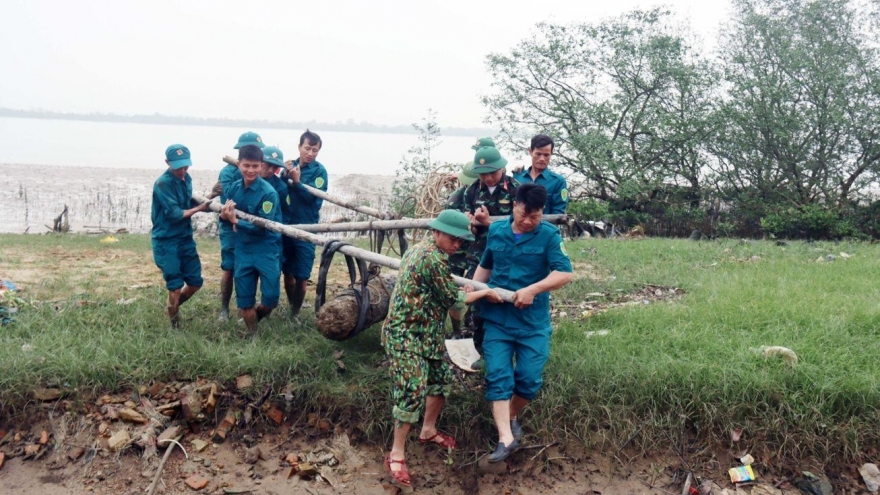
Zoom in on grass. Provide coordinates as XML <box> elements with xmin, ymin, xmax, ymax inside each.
<box><xmin>1</xmin><ymin>233</ymin><xmax>880</xmax><ymax>466</ymax></box>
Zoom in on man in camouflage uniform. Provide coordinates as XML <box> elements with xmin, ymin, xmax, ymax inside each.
<box><xmin>462</xmin><ymin>147</ymin><xmax>519</xmax><ymax>354</ymax></box>
<box><xmin>381</xmin><ymin>210</ymin><xmax>501</xmax><ymax>488</ymax></box>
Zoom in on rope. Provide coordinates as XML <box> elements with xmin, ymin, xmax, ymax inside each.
<box><xmin>314</xmin><ymin>239</ymin><xmax>371</xmax><ymax>339</ymax></box>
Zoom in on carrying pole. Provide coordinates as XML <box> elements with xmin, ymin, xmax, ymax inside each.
<box><xmin>288</xmin><ymin>214</ymin><xmax>568</xmax><ymax>233</ymax></box>
<box><xmin>222</xmin><ymin>156</ymin><xmax>387</xmax><ymax>219</ymax></box>
<box><xmin>195</xmin><ymin>194</ymin><xmax>515</xmax><ymax>303</ymax></box>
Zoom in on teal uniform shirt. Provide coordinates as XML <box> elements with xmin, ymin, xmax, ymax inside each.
<box><xmin>265</xmin><ymin>174</ymin><xmax>293</xmax><ymax>225</ymax></box>
<box><xmin>151</xmin><ymin>169</ymin><xmax>196</xmax><ymax>241</ymax></box>
<box><xmin>220</xmin><ymin>177</ymin><xmax>282</xmax><ymax>254</ymax></box>
<box><xmin>513</xmin><ymin>167</ymin><xmax>569</xmax><ymax>215</ymax></box>
<box><xmin>479</xmin><ymin>218</ymin><xmax>573</xmax><ymax>330</ymax></box>
<box><xmin>288</xmin><ymin>159</ymin><xmax>328</xmax><ymax>225</ymax></box>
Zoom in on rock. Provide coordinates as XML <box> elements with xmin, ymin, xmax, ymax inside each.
<box><xmin>244</xmin><ymin>446</ymin><xmax>262</xmax><ymax>464</ymax></box>
<box><xmin>203</xmin><ymin>459</ymin><xmax>212</xmax><ymax>468</ymax></box>
<box><xmin>477</xmin><ymin>457</ymin><xmax>507</xmax><ymax>475</ymax></box>
<box><xmin>861</xmin><ymin>463</ymin><xmax>880</xmax><ymax>493</ymax></box>
<box><xmin>118</xmin><ymin>408</ymin><xmax>148</xmax><ymax>424</ymax></box>
<box><xmin>39</xmin><ymin>430</ymin><xmax>49</xmax><ymax>445</ymax></box>
<box><xmin>191</xmin><ymin>439</ymin><xmax>209</xmax><ymax>452</ymax></box>
<box><xmin>184</xmin><ymin>475</ymin><xmax>210</xmax><ymax>491</ymax></box>
<box><xmin>266</xmin><ymin>406</ymin><xmax>283</xmax><ymax>425</ymax></box>
<box><xmin>157</xmin><ymin>425</ymin><xmax>182</xmax><ymax>447</ymax></box>
<box><xmin>284</xmin><ymin>453</ymin><xmax>299</xmax><ymax>465</ymax></box>
<box><xmin>0</xmin><ymin>451</ymin><xmax>5</xmax><ymax>470</ymax></box>
<box><xmin>107</xmin><ymin>430</ymin><xmax>131</xmax><ymax>451</ymax></box>
<box><xmin>236</xmin><ymin>375</ymin><xmax>253</xmax><ymax>390</ymax></box>
<box><xmin>179</xmin><ymin>386</ymin><xmax>204</xmax><ymax>423</ymax></box>
<box><xmin>24</xmin><ymin>444</ymin><xmax>41</xmax><ymax>457</ymax></box>
<box><xmin>297</xmin><ymin>462</ymin><xmax>318</xmax><ymax>478</ymax></box>
<box><xmin>68</xmin><ymin>447</ymin><xmax>85</xmax><ymax>461</ymax></box>
<box><xmin>825</xmin><ymin>254</ymin><xmax>836</xmax><ymax>262</ymax></box>
<box><xmin>34</xmin><ymin>388</ymin><xmax>62</xmax><ymax>401</ymax></box>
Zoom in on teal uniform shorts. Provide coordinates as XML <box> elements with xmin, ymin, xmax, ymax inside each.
<box><xmin>483</xmin><ymin>321</ymin><xmax>551</xmax><ymax>402</ymax></box>
<box><xmin>152</xmin><ymin>238</ymin><xmax>203</xmax><ymax>291</ymax></box>
<box><xmin>234</xmin><ymin>251</ymin><xmax>280</xmax><ymax>309</ymax></box>
<box><xmin>284</xmin><ymin>239</ymin><xmax>317</xmax><ymax>280</ymax></box>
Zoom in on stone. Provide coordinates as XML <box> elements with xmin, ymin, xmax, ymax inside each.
<box><xmin>861</xmin><ymin>463</ymin><xmax>880</xmax><ymax>493</ymax></box>
<box><xmin>179</xmin><ymin>386</ymin><xmax>204</xmax><ymax>423</ymax></box>
<box><xmin>24</xmin><ymin>444</ymin><xmax>41</xmax><ymax>456</ymax></box>
<box><xmin>297</xmin><ymin>462</ymin><xmax>318</xmax><ymax>478</ymax></box>
<box><xmin>118</xmin><ymin>408</ymin><xmax>148</xmax><ymax>424</ymax></box>
<box><xmin>34</xmin><ymin>388</ymin><xmax>62</xmax><ymax>401</ymax></box>
<box><xmin>184</xmin><ymin>475</ymin><xmax>210</xmax><ymax>491</ymax></box>
<box><xmin>68</xmin><ymin>447</ymin><xmax>85</xmax><ymax>461</ymax></box>
<box><xmin>39</xmin><ymin>430</ymin><xmax>49</xmax><ymax>445</ymax></box>
<box><xmin>191</xmin><ymin>439</ymin><xmax>209</xmax><ymax>452</ymax></box>
<box><xmin>244</xmin><ymin>446</ymin><xmax>262</xmax><ymax>464</ymax></box>
<box><xmin>107</xmin><ymin>430</ymin><xmax>131</xmax><ymax>451</ymax></box>
<box><xmin>236</xmin><ymin>375</ymin><xmax>253</xmax><ymax>390</ymax></box>
<box><xmin>266</xmin><ymin>406</ymin><xmax>283</xmax><ymax>425</ymax></box>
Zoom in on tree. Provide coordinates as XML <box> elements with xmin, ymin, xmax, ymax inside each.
<box><xmin>390</xmin><ymin>110</ymin><xmax>442</xmax><ymax>217</ymax></box>
<box><xmin>483</xmin><ymin>9</ymin><xmax>718</xmax><ymax>213</ymax></box>
<box><xmin>711</xmin><ymin>0</ymin><xmax>880</xmax><ymax>218</ymax></box>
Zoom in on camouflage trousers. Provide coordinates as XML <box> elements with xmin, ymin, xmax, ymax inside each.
<box><xmin>387</xmin><ymin>350</ymin><xmax>453</xmax><ymax>424</ymax></box>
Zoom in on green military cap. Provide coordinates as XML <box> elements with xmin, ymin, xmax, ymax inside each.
<box><xmin>428</xmin><ymin>210</ymin><xmax>475</xmax><ymax>241</ymax></box>
<box><xmin>234</xmin><ymin>131</ymin><xmax>265</xmax><ymax>149</ymax></box>
<box><xmin>471</xmin><ymin>137</ymin><xmax>496</xmax><ymax>151</ymax></box>
<box><xmin>471</xmin><ymin>146</ymin><xmax>508</xmax><ymax>174</ymax></box>
<box><xmin>458</xmin><ymin>162</ymin><xmax>478</xmax><ymax>186</ymax></box>
<box><xmin>262</xmin><ymin>146</ymin><xmax>284</xmax><ymax>168</ymax></box>
<box><xmin>165</xmin><ymin>144</ymin><xmax>192</xmax><ymax>169</ymax></box>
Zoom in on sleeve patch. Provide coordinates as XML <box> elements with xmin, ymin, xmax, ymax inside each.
<box><xmin>262</xmin><ymin>201</ymin><xmax>274</xmax><ymax>214</ymax></box>
<box><xmin>560</xmin><ymin>188</ymin><xmax>569</xmax><ymax>201</ymax></box>
<box><xmin>560</xmin><ymin>240</ymin><xmax>569</xmax><ymax>258</ymax></box>
<box><xmin>314</xmin><ymin>177</ymin><xmax>325</xmax><ymax>189</ymax></box>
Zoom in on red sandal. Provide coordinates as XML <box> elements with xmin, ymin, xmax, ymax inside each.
<box><xmin>418</xmin><ymin>431</ymin><xmax>456</xmax><ymax>449</ymax></box>
<box><xmin>384</xmin><ymin>453</ymin><xmax>412</xmax><ymax>487</ymax></box>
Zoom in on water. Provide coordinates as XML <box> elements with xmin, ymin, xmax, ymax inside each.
<box><xmin>0</xmin><ymin>117</ymin><xmax>518</xmax><ymax>233</ymax></box>
<box><xmin>0</xmin><ymin>117</ymin><xmax>509</xmax><ymax>175</ymax></box>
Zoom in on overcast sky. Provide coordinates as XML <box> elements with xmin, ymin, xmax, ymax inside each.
<box><xmin>1</xmin><ymin>0</ymin><xmax>730</xmax><ymax>129</ymax></box>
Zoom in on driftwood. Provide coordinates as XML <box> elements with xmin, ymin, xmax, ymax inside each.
<box><xmin>315</xmin><ymin>274</ymin><xmax>396</xmax><ymax>340</ymax></box>
<box><xmin>221</xmin><ymin>155</ymin><xmax>386</xmax><ymax>219</ymax></box>
<box><xmin>192</xmin><ymin>194</ymin><xmax>515</xmax><ymax>303</ymax></box>
<box><xmin>289</xmin><ymin>214</ymin><xmax>568</xmax><ymax>233</ymax></box>
<box><xmin>52</xmin><ymin>205</ymin><xmax>69</xmax><ymax>233</ymax></box>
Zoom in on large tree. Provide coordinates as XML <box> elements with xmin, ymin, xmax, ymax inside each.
<box><xmin>483</xmin><ymin>8</ymin><xmax>718</xmax><ymax>211</ymax></box>
<box><xmin>711</xmin><ymin>0</ymin><xmax>880</xmax><ymax>212</ymax></box>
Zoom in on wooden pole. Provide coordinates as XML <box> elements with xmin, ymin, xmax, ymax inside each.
<box><xmin>288</xmin><ymin>214</ymin><xmax>569</xmax><ymax>233</ymax></box>
<box><xmin>222</xmin><ymin>155</ymin><xmax>387</xmax><ymax>219</ymax></box>
<box><xmin>195</xmin><ymin>194</ymin><xmax>516</xmax><ymax>303</ymax></box>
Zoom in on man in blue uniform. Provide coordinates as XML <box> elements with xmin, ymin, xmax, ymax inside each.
<box><xmin>216</xmin><ymin>131</ymin><xmax>265</xmax><ymax>322</ymax></box>
<box><xmin>219</xmin><ymin>144</ymin><xmax>281</xmax><ymax>334</ymax></box>
<box><xmin>151</xmin><ymin>144</ymin><xmax>211</xmax><ymax>328</ymax></box>
<box><xmin>474</xmin><ymin>183</ymin><xmax>574</xmax><ymax>463</ymax></box>
<box><xmin>282</xmin><ymin>130</ymin><xmax>328</xmax><ymax>320</ymax></box>
<box><xmin>512</xmin><ymin>134</ymin><xmax>569</xmax><ymax>214</ymax></box>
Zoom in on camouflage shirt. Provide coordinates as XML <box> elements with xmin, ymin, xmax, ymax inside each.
<box><xmin>445</xmin><ymin>186</ymin><xmax>469</xmax><ymax>275</ymax></box>
<box><xmin>381</xmin><ymin>238</ymin><xmax>466</xmax><ymax>359</ymax></box>
<box><xmin>462</xmin><ymin>175</ymin><xmax>519</xmax><ymax>268</ymax></box>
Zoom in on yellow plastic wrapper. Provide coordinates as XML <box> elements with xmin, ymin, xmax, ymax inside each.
<box><xmin>729</xmin><ymin>465</ymin><xmax>755</xmax><ymax>483</ymax></box>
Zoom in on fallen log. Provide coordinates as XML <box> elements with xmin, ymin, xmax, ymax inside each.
<box><xmin>192</xmin><ymin>194</ymin><xmax>514</xmax><ymax>303</ymax></box>
<box><xmin>289</xmin><ymin>214</ymin><xmax>569</xmax><ymax>233</ymax></box>
<box><xmin>222</xmin><ymin>155</ymin><xmax>387</xmax><ymax>219</ymax></box>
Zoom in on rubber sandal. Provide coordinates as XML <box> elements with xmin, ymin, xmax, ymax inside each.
<box><xmin>384</xmin><ymin>453</ymin><xmax>412</xmax><ymax>487</ymax></box>
<box><xmin>487</xmin><ymin>438</ymin><xmax>520</xmax><ymax>463</ymax></box>
<box><xmin>418</xmin><ymin>431</ymin><xmax>456</xmax><ymax>449</ymax></box>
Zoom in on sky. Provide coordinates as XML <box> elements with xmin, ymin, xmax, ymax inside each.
<box><xmin>1</xmin><ymin>0</ymin><xmax>731</xmax><ymax>129</ymax></box>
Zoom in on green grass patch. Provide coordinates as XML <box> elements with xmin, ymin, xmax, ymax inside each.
<box><xmin>1</xmin><ymin>234</ymin><xmax>879</xmax><ymax>463</ymax></box>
